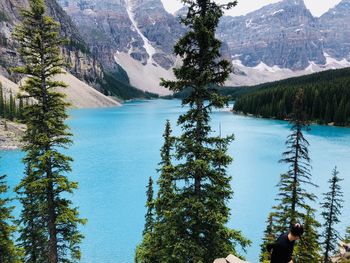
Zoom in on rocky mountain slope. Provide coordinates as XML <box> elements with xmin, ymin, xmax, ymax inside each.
<box><xmin>0</xmin><ymin>0</ymin><xmax>104</xmax><ymax>87</ymax></box>
<box><xmin>0</xmin><ymin>0</ymin><xmax>150</xmax><ymax>102</ymax></box>
<box><xmin>319</xmin><ymin>0</ymin><xmax>350</xmax><ymax>61</ymax></box>
<box><xmin>57</xmin><ymin>0</ymin><xmax>184</xmax><ymax>95</ymax></box>
<box><xmin>218</xmin><ymin>0</ymin><xmax>325</xmax><ymax>70</ymax></box>
<box><xmin>56</xmin><ymin>0</ymin><xmax>350</xmax><ymax>90</ymax></box>
<box><xmin>4</xmin><ymin>0</ymin><xmax>348</xmax><ymax>94</ymax></box>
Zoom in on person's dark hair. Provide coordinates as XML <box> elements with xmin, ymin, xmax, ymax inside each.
<box><xmin>290</xmin><ymin>223</ymin><xmax>304</xmax><ymax>237</ymax></box>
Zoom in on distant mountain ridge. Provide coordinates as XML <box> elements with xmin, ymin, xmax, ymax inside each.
<box><xmin>3</xmin><ymin>0</ymin><xmax>349</xmax><ymax>95</ymax></box>
<box><xmin>56</xmin><ymin>0</ymin><xmax>350</xmax><ymax>91</ymax></box>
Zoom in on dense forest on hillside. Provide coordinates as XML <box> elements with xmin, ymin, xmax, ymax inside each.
<box><xmin>233</xmin><ymin>68</ymin><xmax>350</xmax><ymax>126</ymax></box>
<box><xmin>0</xmin><ymin>83</ymin><xmax>24</xmax><ymax>121</ymax></box>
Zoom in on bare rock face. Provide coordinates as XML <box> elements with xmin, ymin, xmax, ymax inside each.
<box><xmin>0</xmin><ymin>0</ymin><xmax>104</xmax><ymax>90</ymax></box>
<box><xmin>130</xmin><ymin>0</ymin><xmax>184</xmax><ymax>69</ymax></box>
<box><xmin>319</xmin><ymin>0</ymin><xmax>350</xmax><ymax>61</ymax></box>
<box><xmin>217</xmin><ymin>0</ymin><xmax>326</xmax><ymax>70</ymax></box>
<box><xmin>57</xmin><ymin>0</ymin><xmax>185</xmax><ymax>71</ymax></box>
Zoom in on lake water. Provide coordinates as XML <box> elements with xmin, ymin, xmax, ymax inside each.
<box><xmin>1</xmin><ymin>99</ymin><xmax>350</xmax><ymax>262</ymax></box>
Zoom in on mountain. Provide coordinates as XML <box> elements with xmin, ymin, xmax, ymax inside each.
<box><xmin>218</xmin><ymin>0</ymin><xmax>325</xmax><ymax>70</ymax></box>
<box><xmin>232</xmin><ymin>67</ymin><xmax>350</xmax><ymax>127</ymax></box>
<box><xmin>0</xmin><ymin>0</ymin><xmax>103</xmax><ymax>88</ymax></box>
<box><xmin>3</xmin><ymin>0</ymin><xmax>349</xmax><ymax>95</ymax></box>
<box><xmin>0</xmin><ymin>0</ymin><xmax>155</xmax><ymax>101</ymax></box>
<box><xmin>319</xmin><ymin>0</ymin><xmax>350</xmax><ymax>61</ymax></box>
<box><xmin>57</xmin><ymin>0</ymin><xmax>185</xmax><ymax>95</ymax></box>
<box><xmin>216</xmin><ymin>0</ymin><xmax>350</xmax><ymax>86</ymax></box>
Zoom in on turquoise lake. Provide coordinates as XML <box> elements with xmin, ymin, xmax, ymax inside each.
<box><xmin>1</xmin><ymin>99</ymin><xmax>350</xmax><ymax>262</ymax></box>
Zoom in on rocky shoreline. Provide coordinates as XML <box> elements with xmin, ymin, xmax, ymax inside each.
<box><xmin>0</xmin><ymin>119</ymin><xmax>25</xmax><ymax>150</ymax></box>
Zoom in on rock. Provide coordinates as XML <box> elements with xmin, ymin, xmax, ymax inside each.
<box><xmin>0</xmin><ymin>0</ymin><xmax>104</xmax><ymax>91</ymax></box>
<box><xmin>217</xmin><ymin>0</ymin><xmax>325</xmax><ymax>70</ymax></box>
<box><xmin>0</xmin><ymin>118</ymin><xmax>25</xmax><ymax>150</ymax></box>
<box><xmin>214</xmin><ymin>254</ymin><xmax>249</xmax><ymax>263</ymax></box>
<box><xmin>319</xmin><ymin>0</ymin><xmax>350</xmax><ymax>61</ymax></box>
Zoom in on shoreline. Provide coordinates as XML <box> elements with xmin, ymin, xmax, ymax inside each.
<box><xmin>0</xmin><ymin>119</ymin><xmax>25</xmax><ymax>150</ymax></box>
<box><xmin>231</xmin><ymin>110</ymin><xmax>350</xmax><ymax>129</ymax></box>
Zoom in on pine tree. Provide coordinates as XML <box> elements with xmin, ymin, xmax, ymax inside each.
<box><xmin>12</xmin><ymin>0</ymin><xmax>86</xmax><ymax>262</ymax></box>
<box><xmin>152</xmin><ymin>120</ymin><xmax>177</xmax><ymax>261</ymax></box>
<box><xmin>136</xmin><ymin>120</ymin><xmax>176</xmax><ymax>262</ymax></box>
<box><xmin>273</xmin><ymin>89</ymin><xmax>318</xmax><ymax>234</ymax></box>
<box><xmin>15</xmin><ymin>165</ymin><xmax>48</xmax><ymax>263</ymax></box>
<box><xmin>295</xmin><ymin>208</ymin><xmax>321</xmax><ymax>263</ymax></box>
<box><xmin>8</xmin><ymin>91</ymin><xmax>15</xmax><ymax>121</ymax></box>
<box><xmin>144</xmin><ymin>176</ymin><xmax>154</xmax><ymax>236</ymax></box>
<box><xmin>0</xmin><ymin>174</ymin><xmax>22</xmax><ymax>263</ymax></box>
<box><xmin>159</xmin><ymin>0</ymin><xmax>250</xmax><ymax>261</ymax></box>
<box><xmin>0</xmin><ymin>82</ymin><xmax>4</xmax><ymax>117</ymax></box>
<box><xmin>260</xmin><ymin>213</ymin><xmax>277</xmax><ymax>263</ymax></box>
<box><xmin>345</xmin><ymin>226</ymin><xmax>350</xmax><ymax>243</ymax></box>
<box><xmin>321</xmin><ymin>167</ymin><xmax>344</xmax><ymax>263</ymax></box>
<box><xmin>135</xmin><ymin>177</ymin><xmax>156</xmax><ymax>263</ymax></box>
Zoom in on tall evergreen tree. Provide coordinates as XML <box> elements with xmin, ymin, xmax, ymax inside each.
<box><xmin>260</xmin><ymin>213</ymin><xmax>276</xmax><ymax>263</ymax></box>
<box><xmin>12</xmin><ymin>0</ymin><xmax>86</xmax><ymax>262</ymax></box>
<box><xmin>0</xmin><ymin>82</ymin><xmax>4</xmax><ymax>117</ymax></box>
<box><xmin>8</xmin><ymin>91</ymin><xmax>15</xmax><ymax>121</ymax></box>
<box><xmin>15</xmin><ymin>165</ymin><xmax>47</xmax><ymax>263</ymax></box>
<box><xmin>159</xmin><ymin>0</ymin><xmax>250</xmax><ymax>261</ymax></box>
<box><xmin>321</xmin><ymin>167</ymin><xmax>344</xmax><ymax>263</ymax></box>
<box><xmin>136</xmin><ymin>120</ymin><xmax>176</xmax><ymax>262</ymax></box>
<box><xmin>273</xmin><ymin>89</ymin><xmax>318</xmax><ymax>234</ymax></box>
<box><xmin>0</xmin><ymin>173</ymin><xmax>22</xmax><ymax>263</ymax></box>
<box><xmin>135</xmin><ymin>177</ymin><xmax>156</xmax><ymax>263</ymax></box>
<box><xmin>295</xmin><ymin>208</ymin><xmax>321</xmax><ymax>263</ymax></box>
<box><xmin>143</xmin><ymin>176</ymin><xmax>155</xmax><ymax>236</ymax></box>
<box><xmin>345</xmin><ymin>226</ymin><xmax>350</xmax><ymax>243</ymax></box>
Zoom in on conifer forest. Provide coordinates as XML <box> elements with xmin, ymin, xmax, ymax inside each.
<box><xmin>0</xmin><ymin>0</ymin><xmax>349</xmax><ymax>263</ymax></box>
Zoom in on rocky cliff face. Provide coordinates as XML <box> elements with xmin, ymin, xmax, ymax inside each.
<box><xmin>319</xmin><ymin>0</ymin><xmax>350</xmax><ymax>61</ymax></box>
<box><xmin>217</xmin><ymin>0</ymin><xmax>325</xmax><ymax>70</ymax></box>
<box><xmin>57</xmin><ymin>0</ymin><xmax>184</xmax><ymax>70</ymax></box>
<box><xmin>56</xmin><ymin>0</ymin><xmax>184</xmax><ymax>94</ymax></box>
<box><xmin>0</xmin><ymin>0</ymin><xmax>104</xmax><ymax>89</ymax></box>
<box><xmin>55</xmin><ymin>0</ymin><xmax>350</xmax><ymax>90</ymax></box>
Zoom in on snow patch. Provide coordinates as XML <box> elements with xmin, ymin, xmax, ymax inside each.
<box><xmin>126</xmin><ymin>0</ymin><xmax>157</xmax><ymax>64</ymax></box>
<box><xmin>272</xmin><ymin>9</ymin><xmax>284</xmax><ymax>15</ymax></box>
<box><xmin>324</xmin><ymin>52</ymin><xmax>350</xmax><ymax>67</ymax></box>
<box><xmin>253</xmin><ymin>62</ymin><xmax>284</xmax><ymax>73</ymax></box>
<box><xmin>114</xmin><ymin>52</ymin><xmax>173</xmax><ymax>95</ymax></box>
<box><xmin>245</xmin><ymin>19</ymin><xmax>253</xmax><ymax>28</ymax></box>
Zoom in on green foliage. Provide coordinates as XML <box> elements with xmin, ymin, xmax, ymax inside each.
<box><xmin>295</xmin><ymin>208</ymin><xmax>321</xmax><ymax>263</ymax></box>
<box><xmin>233</xmin><ymin>68</ymin><xmax>350</xmax><ymax>126</ymax></box>
<box><xmin>273</xmin><ymin>90</ymin><xmax>318</xmax><ymax>234</ymax></box>
<box><xmin>136</xmin><ymin>120</ymin><xmax>176</xmax><ymax>262</ymax></box>
<box><xmin>66</xmin><ymin>39</ymin><xmax>91</xmax><ymax>54</ymax></box>
<box><xmin>0</xmin><ymin>11</ymin><xmax>9</xmax><ymax>22</ymax></box>
<box><xmin>0</xmin><ymin>174</ymin><xmax>23</xmax><ymax>263</ymax></box>
<box><xmin>345</xmin><ymin>226</ymin><xmax>350</xmax><ymax>243</ymax></box>
<box><xmin>15</xmin><ymin>165</ymin><xmax>48</xmax><ymax>263</ymax></box>
<box><xmin>99</xmin><ymin>71</ymin><xmax>158</xmax><ymax>100</ymax></box>
<box><xmin>12</xmin><ymin>0</ymin><xmax>86</xmax><ymax>262</ymax></box>
<box><xmin>144</xmin><ymin>177</ymin><xmax>155</xmax><ymax>236</ymax></box>
<box><xmin>0</xmin><ymin>83</ymin><xmax>25</xmax><ymax>121</ymax></box>
<box><xmin>0</xmin><ymin>33</ymin><xmax>8</xmax><ymax>47</ymax></box>
<box><xmin>321</xmin><ymin>167</ymin><xmax>344</xmax><ymax>263</ymax></box>
<box><xmin>260</xmin><ymin>213</ymin><xmax>277</xmax><ymax>262</ymax></box>
<box><xmin>262</xmin><ymin>90</ymin><xmax>320</xmax><ymax>261</ymax></box>
<box><xmin>154</xmin><ymin>0</ymin><xmax>250</xmax><ymax>261</ymax></box>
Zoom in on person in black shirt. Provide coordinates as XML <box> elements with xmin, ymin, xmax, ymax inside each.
<box><xmin>267</xmin><ymin>223</ymin><xmax>304</xmax><ymax>263</ymax></box>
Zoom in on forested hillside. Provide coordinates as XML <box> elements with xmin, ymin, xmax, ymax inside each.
<box><xmin>233</xmin><ymin>67</ymin><xmax>350</xmax><ymax>126</ymax></box>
